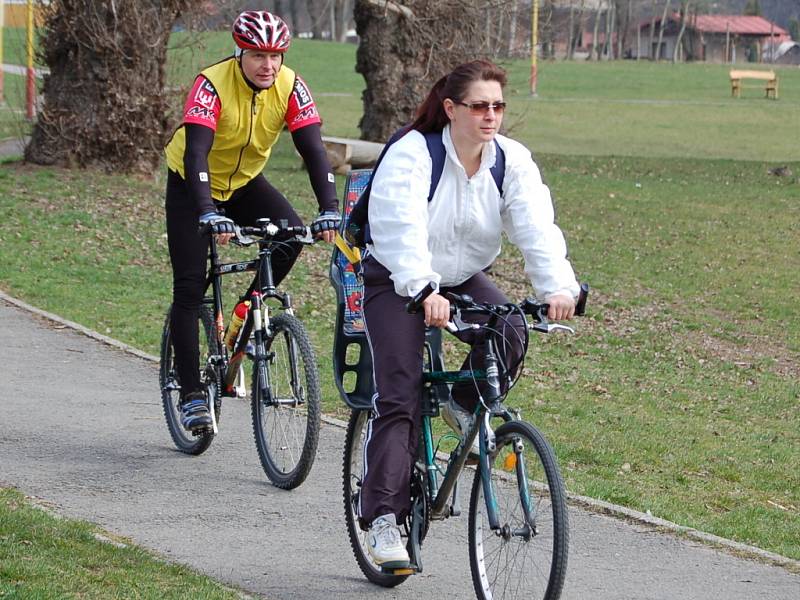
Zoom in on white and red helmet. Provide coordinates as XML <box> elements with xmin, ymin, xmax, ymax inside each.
<box><xmin>232</xmin><ymin>11</ymin><xmax>291</xmax><ymax>53</ymax></box>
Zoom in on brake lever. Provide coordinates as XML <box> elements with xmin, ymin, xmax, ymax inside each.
<box><xmin>445</xmin><ymin>313</ymin><xmax>480</xmax><ymax>333</ymax></box>
<box><xmin>293</xmin><ymin>227</ymin><xmax>315</xmax><ymax>245</ymax></box>
<box><xmin>231</xmin><ymin>226</ymin><xmax>257</xmax><ymax>247</ymax></box>
<box><xmin>530</xmin><ymin>304</ymin><xmax>575</xmax><ymax>334</ymax></box>
<box><xmin>531</xmin><ymin>322</ymin><xmax>575</xmax><ymax>334</ymax></box>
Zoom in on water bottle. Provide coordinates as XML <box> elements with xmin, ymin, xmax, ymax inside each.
<box><xmin>223</xmin><ymin>301</ymin><xmax>250</xmax><ymax>350</ymax></box>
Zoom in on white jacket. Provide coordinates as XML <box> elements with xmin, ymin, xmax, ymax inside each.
<box><xmin>368</xmin><ymin>125</ymin><xmax>580</xmax><ymax>301</ymax></box>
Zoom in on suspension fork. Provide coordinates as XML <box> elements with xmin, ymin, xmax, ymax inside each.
<box><xmin>250</xmin><ymin>292</ymin><xmax>271</xmax><ymax>399</ymax></box>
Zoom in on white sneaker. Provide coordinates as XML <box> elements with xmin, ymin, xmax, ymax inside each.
<box><xmin>367</xmin><ymin>514</ymin><xmax>410</xmax><ymax>567</ymax></box>
<box><xmin>441</xmin><ymin>398</ymin><xmax>479</xmax><ymax>456</ymax></box>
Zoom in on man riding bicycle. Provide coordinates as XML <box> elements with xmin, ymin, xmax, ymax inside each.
<box><xmin>164</xmin><ymin>10</ymin><xmax>339</xmax><ymax>432</ymax></box>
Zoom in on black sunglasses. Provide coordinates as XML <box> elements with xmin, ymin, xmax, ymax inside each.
<box><xmin>456</xmin><ymin>100</ymin><xmax>507</xmax><ymax>115</ymax></box>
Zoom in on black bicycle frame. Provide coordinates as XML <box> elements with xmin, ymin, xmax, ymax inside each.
<box><xmin>203</xmin><ymin>233</ymin><xmax>295</xmax><ymax>396</ymax></box>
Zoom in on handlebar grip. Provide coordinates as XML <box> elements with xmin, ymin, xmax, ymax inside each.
<box><xmin>405</xmin><ymin>282</ymin><xmax>436</xmax><ymax>314</ymax></box>
<box><xmin>575</xmin><ymin>282</ymin><xmax>589</xmax><ymax>316</ymax></box>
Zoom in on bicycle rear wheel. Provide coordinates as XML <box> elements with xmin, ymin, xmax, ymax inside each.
<box><xmin>468</xmin><ymin>420</ymin><xmax>569</xmax><ymax>600</ymax></box>
<box><xmin>159</xmin><ymin>304</ymin><xmax>218</xmax><ymax>455</ymax></box>
<box><xmin>251</xmin><ymin>313</ymin><xmax>320</xmax><ymax>489</ymax></box>
<box><xmin>342</xmin><ymin>409</ymin><xmax>410</xmax><ymax>588</ymax></box>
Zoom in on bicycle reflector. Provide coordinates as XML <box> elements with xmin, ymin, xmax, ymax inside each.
<box><xmin>503</xmin><ymin>452</ymin><xmax>517</xmax><ymax>471</ymax></box>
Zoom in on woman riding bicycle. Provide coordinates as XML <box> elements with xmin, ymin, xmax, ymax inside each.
<box><xmin>164</xmin><ymin>11</ymin><xmax>340</xmax><ymax>433</ymax></box>
<box><xmin>357</xmin><ymin>59</ymin><xmax>580</xmax><ymax>568</ymax></box>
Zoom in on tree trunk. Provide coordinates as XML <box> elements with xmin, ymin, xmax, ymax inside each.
<box><xmin>289</xmin><ymin>1</ymin><xmax>301</xmax><ymax>33</ymax></box>
<box><xmin>507</xmin><ymin>0</ymin><xmax>519</xmax><ymax>57</ymax></box>
<box><xmin>673</xmin><ymin>1</ymin><xmax>690</xmax><ymax>62</ymax></box>
<box><xmin>655</xmin><ymin>0</ymin><xmax>670</xmax><ymax>61</ymax></box>
<box><xmin>336</xmin><ymin>0</ymin><xmax>352</xmax><ymax>42</ymax></box>
<box><xmin>648</xmin><ymin>0</ymin><xmax>657</xmax><ymax>58</ymax></box>
<box><xmin>496</xmin><ymin>8</ymin><xmax>505</xmax><ymax>57</ymax></box>
<box><xmin>274</xmin><ymin>0</ymin><xmax>286</xmax><ymax>22</ymax></box>
<box><xmin>591</xmin><ymin>5</ymin><xmax>602</xmax><ymax>60</ymax></box>
<box><xmin>354</xmin><ymin>0</ymin><xmax>483</xmax><ymax>142</ymax></box>
<box><xmin>306</xmin><ymin>0</ymin><xmax>325</xmax><ymax>38</ymax></box>
<box><xmin>485</xmin><ymin>7</ymin><xmax>492</xmax><ymax>54</ymax></box>
<box><xmin>567</xmin><ymin>2</ymin><xmax>575</xmax><ymax>60</ymax></box>
<box><xmin>571</xmin><ymin>0</ymin><xmax>587</xmax><ymax>59</ymax></box>
<box><xmin>25</xmin><ymin>0</ymin><xmax>190</xmax><ymax>172</ymax></box>
<box><xmin>603</xmin><ymin>3</ymin><xmax>613</xmax><ymax>59</ymax></box>
<box><xmin>617</xmin><ymin>0</ymin><xmax>630</xmax><ymax>59</ymax></box>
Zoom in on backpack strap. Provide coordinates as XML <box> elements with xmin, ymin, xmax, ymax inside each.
<box><xmin>347</xmin><ymin>128</ymin><xmax>507</xmax><ymax>248</ymax></box>
<box><xmin>422</xmin><ymin>132</ymin><xmax>446</xmax><ymax>202</ymax></box>
<box><xmin>490</xmin><ymin>140</ymin><xmax>505</xmax><ymax>196</ymax></box>
<box><xmin>424</xmin><ymin>131</ymin><xmax>505</xmax><ymax>200</ymax></box>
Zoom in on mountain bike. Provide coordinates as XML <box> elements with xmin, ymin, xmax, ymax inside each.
<box><xmin>159</xmin><ymin>218</ymin><xmax>321</xmax><ymax>490</ymax></box>
<box><xmin>337</xmin><ymin>279</ymin><xmax>588</xmax><ymax>600</ymax></box>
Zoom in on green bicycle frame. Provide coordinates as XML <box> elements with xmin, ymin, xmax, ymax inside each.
<box><xmin>421</xmin><ymin>336</ymin><xmax>512</xmax><ymax>529</ymax></box>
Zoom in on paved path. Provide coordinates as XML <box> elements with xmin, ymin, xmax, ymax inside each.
<box><xmin>1</xmin><ymin>298</ymin><xmax>798</xmax><ymax>599</ymax></box>
<box><xmin>2</xmin><ymin>63</ymin><xmax>48</xmax><ymax>77</ymax></box>
<box><xmin>0</xmin><ymin>136</ymin><xmax>26</xmax><ymax>158</ymax></box>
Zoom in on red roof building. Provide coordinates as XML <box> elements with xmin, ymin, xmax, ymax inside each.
<box><xmin>637</xmin><ymin>13</ymin><xmax>789</xmax><ymax>63</ymax></box>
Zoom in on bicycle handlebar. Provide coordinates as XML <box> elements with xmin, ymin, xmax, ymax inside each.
<box><xmin>230</xmin><ymin>218</ymin><xmax>316</xmax><ymax>246</ymax></box>
<box><xmin>406</xmin><ymin>282</ymin><xmax>590</xmax><ymax>326</ymax></box>
<box><xmin>405</xmin><ymin>282</ymin><xmax>438</xmax><ymax>314</ymax></box>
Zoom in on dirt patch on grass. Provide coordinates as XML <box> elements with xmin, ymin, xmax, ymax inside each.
<box><xmin>594</xmin><ymin>291</ymin><xmax>799</xmax><ymax>380</ymax></box>
<box><xmin>680</xmin><ymin>329</ymin><xmax>799</xmax><ymax>379</ymax></box>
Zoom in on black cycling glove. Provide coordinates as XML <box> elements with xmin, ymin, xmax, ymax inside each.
<box><xmin>310</xmin><ymin>210</ymin><xmax>341</xmax><ymax>235</ymax></box>
<box><xmin>198</xmin><ymin>211</ymin><xmax>235</xmax><ymax>235</ymax></box>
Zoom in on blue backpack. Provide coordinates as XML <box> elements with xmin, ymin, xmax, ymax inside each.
<box><xmin>345</xmin><ymin>126</ymin><xmax>506</xmax><ymax>248</ymax></box>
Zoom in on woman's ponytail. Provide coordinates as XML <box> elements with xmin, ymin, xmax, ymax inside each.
<box><xmin>410</xmin><ymin>75</ymin><xmax>450</xmax><ymax>133</ymax></box>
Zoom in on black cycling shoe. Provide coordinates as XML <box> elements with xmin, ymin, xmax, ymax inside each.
<box><xmin>180</xmin><ymin>391</ymin><xmax>213</xmax><ymax>432</ymax></box>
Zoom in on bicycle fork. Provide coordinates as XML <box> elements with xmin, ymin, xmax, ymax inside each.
<box><xmin>478</xmin><ymin>419</ymin><xmax>536</xmax><ymax>542</ymax></box>
<box><xmin>478</xmin><ymin>339</ymin><xmax>535</xmax><ymax>539</ymax></box>
<box><xmin>248</xmin><ymin>293</ymin><xmax>270</xmax><ymax>400</ymax></box>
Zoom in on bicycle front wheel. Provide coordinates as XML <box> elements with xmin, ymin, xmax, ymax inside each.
<box><xmin>159</xmin><ymin>304</ymin><xmax>217</xmax><ymax>455</ymax></box>
<box><xmin>251</xmin><ymin>313</ymin><xmax>320</xmax><ymax>489</ymax></box>
<box><xmin>468</xmin><ymin>420</ymin><xmax>569</xmax><ymax>600</ymax></box>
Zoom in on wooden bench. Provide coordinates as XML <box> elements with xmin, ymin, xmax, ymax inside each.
<box><xmin>321</xmin><ymin>135</ymin><xmax>384</xmax><ymax>174</ymax></box>
<box><xmin>729</xmin><ymin>69</ymin><xmax>778</xmax><ymax>100</ymax></box>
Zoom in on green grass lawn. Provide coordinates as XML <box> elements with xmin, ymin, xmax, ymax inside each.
<box><xmin>3</xmin><ymin>28</ymin><xmax>799</xmax><ymax>159</ymax></box>
<box><xmin>0</xmin><ymin>31</ymin><xmax>799</xmax><ymax>591</ymax></box>
<box><xmin>0</xmin><ymin>488</ymin><xmax>242</xmax><ymax>598</ymax></box>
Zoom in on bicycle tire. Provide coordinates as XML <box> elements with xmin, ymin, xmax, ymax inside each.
<box><xmin>468</xmin><ymin>419</ymin><xmax>569</xmax><ymax>600</ymax></box>
<box><xmin>251</xmin><ymin>313</ymin><xmax>320</xmax><ymax>489</ymax></box>
<box><xmin>159</xmin><ymin>304</ymin><xmax>217</xmax><ymax>455</ymax></box>
<box><xmin>342</xmin><ymin>409</ymin><xmax>410</xmax><ymax>588</ymax></box>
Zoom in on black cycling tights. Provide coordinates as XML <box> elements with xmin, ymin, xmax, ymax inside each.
<box><xmin>165</xmin><ymin>170</ymin><xmax>303</xmax><ymax>397</ymax></box>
